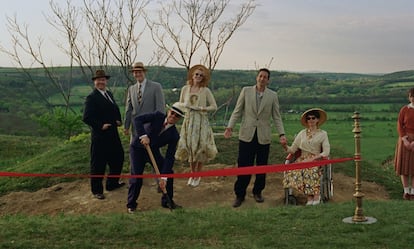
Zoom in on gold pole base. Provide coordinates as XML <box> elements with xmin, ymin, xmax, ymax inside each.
<box><xmin>342</xmin><ymin>216</ymin><xmax>377</xmax><ymax>224</ymax></box>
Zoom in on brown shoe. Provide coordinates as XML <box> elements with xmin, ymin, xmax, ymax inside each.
<box><xmin>253</xmin><ymin>193</ymin><xmax>264</xmax><ymax>203</ymax></box>
<box><xmin>410</xmin><ymin>194</ymin><xmax>414</xmax><ymax>201</ymax></box>
<box><xmin>232</xmin><ymin>197</ymin><xmax>244</xmax><ymax>208</ymax></box>
<box><xmin>403</xmin><ymin>193</ymin><xmax>410</xmax><ymax>200</ymax></box>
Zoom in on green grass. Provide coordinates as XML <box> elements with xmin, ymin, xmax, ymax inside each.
<box><xmin>0</xmin><ymin>135</ymin><xmax>60</xmax><ymax>167</ymax></box>
<box><xmin>0</xmin><ymin>201</ymin><xmax>413</xmax><ymax>249</ymax></box>
<box><xmin>0</xmin><ymin>118</ymin><xmax>409</xmax><ymax>249</ymax></box>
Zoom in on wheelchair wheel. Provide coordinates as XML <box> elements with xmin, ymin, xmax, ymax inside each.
<box><xmin>284</xmin><ymin>188</ymin><xmax>297</xmax><ymax>205</ymax></box>
<box><xmin>321</xmin><ymin>164</ymin><xmax>333</xmax><ymax>202</ymax></box>
<box><xmin>287</xmin><ymin>195</ymin><xmax>297</xmax><ymax>205</ymax></box>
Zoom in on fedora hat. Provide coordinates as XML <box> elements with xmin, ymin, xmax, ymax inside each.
<box><xmin>187</xmin><ymin>64</ymin><xmax>210</xmax><ymax>85</ymax></box>
<box><xmin>300</xmin><ymin>108</ymin><xmax>327</xmax><ymax>127</ymax></box>
<box><xmin>167</xmin><ymin>102</ymin><xmax>185</xmax><ymax>118</ymax></box>
<box><xmin>92</xmin><ymin>69</ymin><xmax>110</xmax><ymax>80</ymax></box>
<box><xmin>130</xmin><ymin>62</ymin><xmax>147</xmax><ymax>72</ymax></box>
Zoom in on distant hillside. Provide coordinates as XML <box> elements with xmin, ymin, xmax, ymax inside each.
<box><xmin>1</xmin><ymin>66</ymin><xmax>414</xmax><ymax>135</ymax></box>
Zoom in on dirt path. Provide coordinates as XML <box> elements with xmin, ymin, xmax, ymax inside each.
<box><xmin>0</xmin><ymin>164</ymin><xmax>389</xmax><ymax>215</ymax></box>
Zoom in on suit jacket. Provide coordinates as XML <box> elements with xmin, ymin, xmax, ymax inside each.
<box><xmin>227</xmin><ymin>86</ymin><xmax>285</xmax><ymax>145</ymax></box>
<box><xmin>124</xmin><ymin>80</ymin><xmax>165</xmax><ymax>135</ymax></box>
<box><xmin>83</xmin><ymin>89</ymin><xmax>122</xmax><ymax>142</ymax></box>
<box><xmin>131</xmin><ymin>111</ymin><xmax>179</xmax><ymax>174</ymax></box>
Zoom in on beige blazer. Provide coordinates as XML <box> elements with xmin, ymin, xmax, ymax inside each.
<box><xmin>227</xmin><ymin>86</ymin><xmax>285</xmax><ymax>145</ymax></box>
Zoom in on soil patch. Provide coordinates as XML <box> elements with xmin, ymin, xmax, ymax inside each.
<box><xmin>0</xmin><ymin>164</ymin><xmax>389</xmax><ymax>215</ymax></box>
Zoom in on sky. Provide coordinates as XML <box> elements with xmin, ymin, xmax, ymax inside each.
<box><xmin>0</xmin><ymin>0</ymin><xmax>413</xmax><ymax>74</ymax></box>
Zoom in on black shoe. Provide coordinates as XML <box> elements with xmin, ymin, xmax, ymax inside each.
<box><xmin>253</xmin><ymin>193</ymin><xmax>264</xmax><ymax>203</ymax></box>
<box><xmin>93</xmin><ymin>193</ymin><xmax>105</xmax><ymax>200</ymax></box>
<box><xmin>232</xmin><ymin>197</ymin><xmax>244</xmax><ymax>208</ymax></box>
<box><xmin>127</xmin><ymin>208</ymin><xmax>136</xmax><ymax>214</ymax></box>
<box><xmin>162</xmin><ymin>200</ymin><xmax>182</xmax><ymax>209</ymax></box>
<box><xmin>106</xmin><ymin>182</ymin><xmax>126</xmax><ymax>191</ymax></box>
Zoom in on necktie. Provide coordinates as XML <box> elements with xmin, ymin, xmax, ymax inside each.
<box><xmin>137</xmin><ymin>83</ymin><xmax>142</xmax><ymax>104</ymax></box>
<box><xmin>160</xmin><ymin>122</ymin><xmax>168</xmax><ymax>134</ymax></box>
<box><xmin>104</xmin><ymin>92</ymin><xmax>113</xmax><ymax>103</ymax></box>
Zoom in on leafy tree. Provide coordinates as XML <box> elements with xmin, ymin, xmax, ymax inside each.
<box><xmin>33</xmin><ymin>107</ymin><xmax>84</xmax><ymax>139</ymax></box>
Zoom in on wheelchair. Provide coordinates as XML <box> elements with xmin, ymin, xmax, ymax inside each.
<box><xmin>283</xmin><ymin>151</ymin><xmax>333</xmax><ymax>205</ymax></box>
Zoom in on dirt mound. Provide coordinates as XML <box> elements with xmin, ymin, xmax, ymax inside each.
<box><xmin>0</xmin><ymin>164</ymin><xmax>389</xmax><ymax>215</ymax></box>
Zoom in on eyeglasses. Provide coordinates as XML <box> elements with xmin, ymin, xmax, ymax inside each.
<box><xmin>306</xmin><ymin>116</ymin><xmax>317</xmax><ymax>120</ymax></box>
<box><xmin>195</xmin><ymin>73</ymin><xmax>204</xmax><ymax>77</ymax></box>
<box><xmin>170</xmin><ymin>111</ymin><xmax>181</xmax><ymax>117</ymax></box>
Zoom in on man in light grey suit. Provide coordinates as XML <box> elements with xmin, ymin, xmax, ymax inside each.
<box><xmin>224</xmin><ymin>68</ymin><xmax>287</xmax><ymax>208</ymax></box>
<box><xmin>124</xmin><ymin>62</ymin><xmax>166</xmax><ymax>138</ymax></box>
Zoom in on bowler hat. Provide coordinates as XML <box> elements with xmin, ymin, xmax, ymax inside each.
<box><xmin>130</xmin><ymin>62</ymin><xmax>147</xmax><ymax>72</ymax></box>
<box><xmin>300</xmin><ymin>108</ymin><xmax>327</xmax><ymax>127</ymax></box>
<box><xmin>92</xmin><ymin>69</ymin><xmax>110</xmax><ymax>80</ymax></box>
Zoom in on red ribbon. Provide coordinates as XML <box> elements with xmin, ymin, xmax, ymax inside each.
<box><xmin>0</xmin><ymin>158</ymin><xmax>353</xmax><ymax>179</ymax></box>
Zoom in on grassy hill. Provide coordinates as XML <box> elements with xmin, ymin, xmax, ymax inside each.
<box><xmin>0</xmin><ymin>132</ymin><xmax>411</xmax><ymax>249</ymax></box>
<box><xmin>0</xmin><ymin>117</ymin><xmax>401</xmax><ymax>198</ymax></box>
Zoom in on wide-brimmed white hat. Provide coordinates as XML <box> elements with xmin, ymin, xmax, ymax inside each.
<box><xmin>167</xmin><ymin>102</ymin><xmax>185</xmax><ymax>117</ymax></box>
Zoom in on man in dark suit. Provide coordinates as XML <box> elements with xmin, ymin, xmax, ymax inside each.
<box><xmin>126</xmin><ymin>103</ymin><xmax>185</xmax><ymax>213</ymax></box>
<box><xmin>83</xmin><ymin>70</ymin><xmax>125</xmax><ymax>200</ymax></box>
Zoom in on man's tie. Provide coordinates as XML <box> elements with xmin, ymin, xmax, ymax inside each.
<box><xmin>104</xmin><ymin>92</ymin><xmax>113</xmax><ymax>103</ymax></box>
<box><xmin>160</xmin><ymin>122</ymin><xmax>168</xmax><ymax>134</ymax></box>
<box><xmin>137</xmin><ymin>83</ymin><xmax>142</xmax><ymax>104</ymax></box>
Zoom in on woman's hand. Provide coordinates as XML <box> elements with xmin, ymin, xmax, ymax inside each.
<box><xmin>402</xmin><ymin>136</ymin><xmax>411</xmax><ymax>150</ymax></box>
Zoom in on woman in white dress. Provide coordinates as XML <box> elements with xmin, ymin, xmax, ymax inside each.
<box><xmin>175</xmin><ymin>65</ymin><xmax>218</xmax><ymax>187</ymax></box>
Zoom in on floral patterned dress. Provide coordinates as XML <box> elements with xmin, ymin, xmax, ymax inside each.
<box><xmin>175</xmin><ymin>85</ymin><xmax>218</xmax><ymax>163</ymax></box>
<box><xmin>283</xmin><ymin>128</ymin><xmax>330</xmax><ymax>195</ymax></box>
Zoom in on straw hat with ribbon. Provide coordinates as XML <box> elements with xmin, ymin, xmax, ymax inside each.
<box><xmin>187</xmin><ymin>64</ymin><xmax>210</xmax><ymax>86</ymax></box>
<box><xmin>300</xmin><ymin>108</ymin><xmax>327</xmax><ymax>127</ymax></box>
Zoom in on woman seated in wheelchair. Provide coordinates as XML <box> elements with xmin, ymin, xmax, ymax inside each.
<box><xmin>282</xmin><ymin>108</ymin><xmax>330</xmax><ymax>205</ymax></box>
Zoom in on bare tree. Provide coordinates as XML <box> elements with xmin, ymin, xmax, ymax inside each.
<box><xmin>0</xmin><ymin>0</ymin><xmax>150</xmax><ymax>107</ymax></box>
<box><xmin>48</xmin><ymin>0</ymin><xmax>150</xmax><ymax>86</ymax></box>
<box><xmin>145</xmin><ymin>0</ymin><xmax>257</xmax><ymax>72</ymax></box>
<box><xmin>0</xmin><ymin>0</ymin><xmax>150</xmax><ymax>138</ymax></box>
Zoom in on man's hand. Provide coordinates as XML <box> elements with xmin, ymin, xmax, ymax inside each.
<box><xmin>224</xmin><ymin>128</ymin><xmax>232</xmax><ymax>138</ymax></box>
<box><xmin>159</xmin><ymin>178</ymin><xmax>167</xmax><ymax>192</ymax></box>
<box><xmin>280</xmin><ymin>135</ymin><xmax>287</xmax><ymax>145</ymax></box>
<box><xmin>102</xmin><ymin>123</ymin><xmax>112</xmax><ymax>130</ymax></box>
<box><xmin>124</xmin><ymin>129</ymin><xmax>130</xmax><ymax>136</ymax></box>
<box><xmin>140</xmin><ymin>136</ymin><xmax>150</xmax><ymax>145</ymax></box>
